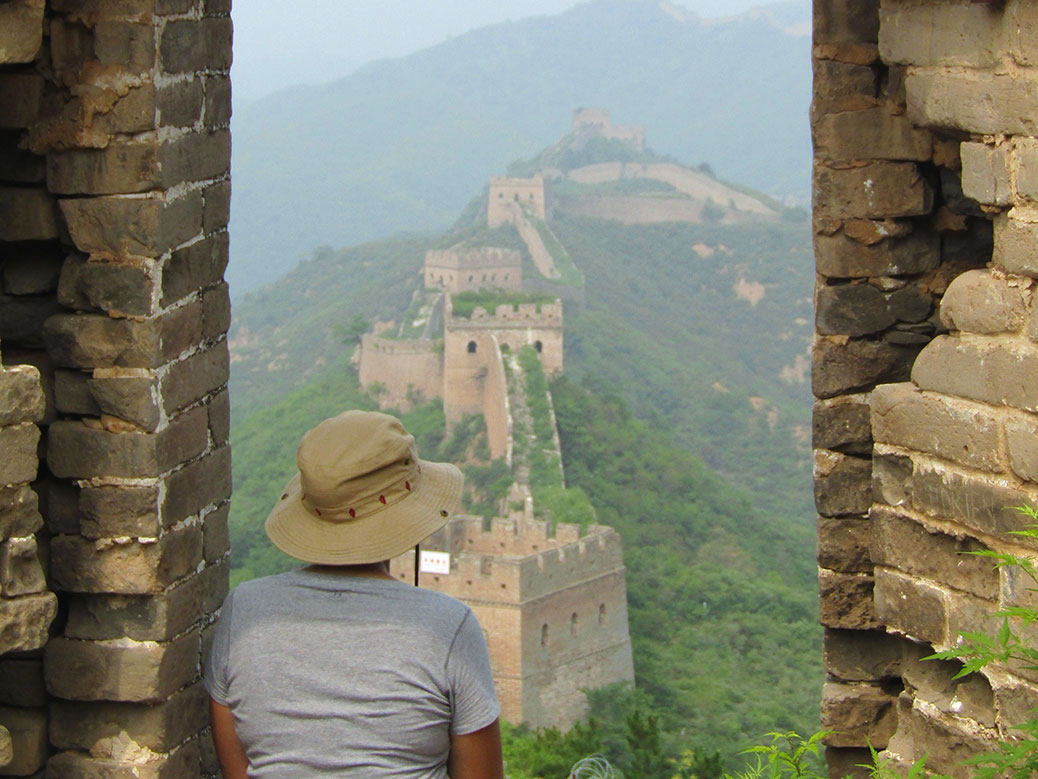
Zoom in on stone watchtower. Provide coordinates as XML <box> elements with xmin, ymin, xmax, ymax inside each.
<box><xmin>424</xmin><ymin>247</ymin><xmax>522</xmax><ymax>293</ymax></box>
<box><xmin>487</xmin><ymin>175</ymin><xmax>546</xmax><ymax>228</ymax></box>
<box><xmin>0</xmin><ymin>2</ymin><xmax>232</xmax><ymax>775</ymax></box>
<box><xmin>391</xmin><ymin>516</ymin><xmax>635</xmax><ymax>729</ymax></box>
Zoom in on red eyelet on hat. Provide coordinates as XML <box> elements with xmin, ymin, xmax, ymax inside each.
<box><xmin>349</xmin><ymin>508</ymin><xmax>356</xmax><ymax>518</ymax></box>
<box><xmin>405</xmin><ymin>481</ymin><xmax>411</xmax><ymax>491</ymax></box>
<box><xmin>379</xmin><ymin>495</ymin><xmax>386</xmax><ymax>504</ymax></box>
<box><xmin>315</xmin><ymin>508</ymin><xmax>322</xmax><ymax>516</ymax></box>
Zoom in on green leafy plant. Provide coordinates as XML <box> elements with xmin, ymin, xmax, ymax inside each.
<box><xmin>726</xmin><ymin>731</ymin><xmax>829</xmax><ymax>779</ymax></box>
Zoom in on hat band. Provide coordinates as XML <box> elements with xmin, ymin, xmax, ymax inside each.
<box><xmin>300</xmin><ymin>464</ymin><xmax>423</xmax><ymax>523</ymax></box>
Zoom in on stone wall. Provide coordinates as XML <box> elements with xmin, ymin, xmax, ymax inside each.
<box><xmin>424</xmin><ymin>247</ymin><xmax>522</xmax><ymax>293</ymax></box>
<box><xmin>814</xmin><ymin>1</ymin><xmax>1038</xmax><ymax>776</ymax></box>
<box><xmin>487</xmin><ymin>175</ymin><xmax>546</xmax><ymax>228</ymax></box>
<box><xmin>357</xmin><ymin>334</ymin><xmax>444</xmax><ymax>411</ymax></box>
<box><xmin>0</xmin><ymin>1</ymin><xmax>232</xmax><ymax>775</ymax></box>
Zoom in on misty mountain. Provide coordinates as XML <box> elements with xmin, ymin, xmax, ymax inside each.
<box><xmin>229</xmin><ymin>0</ymin><xmax>811</xmax><ymax>294</ymax></box>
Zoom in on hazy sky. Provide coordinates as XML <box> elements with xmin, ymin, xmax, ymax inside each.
<box><xmin>233</xmin><ymin>0</ymin><xmax>774</xmax><ymax>104</ymax></box>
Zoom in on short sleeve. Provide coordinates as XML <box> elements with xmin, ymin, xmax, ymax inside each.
<box><xmin>203</xmin><ymin>590</ymin><xmax>234</xmax><ymax>705</ymax></box>
<box><xmin>445</xmin><ymin>610</ymin><xmax>500</xmax><ymax>735</ymax></box>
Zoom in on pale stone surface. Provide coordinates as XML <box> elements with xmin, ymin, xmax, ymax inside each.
<box><xmin>912</xmin><ymin>335</ymin><xmax>1038</xmax><ymax>411</ymax></box>
<box><xmin>907</xmin><ymin>69</ymin><xmax>1038</xmax><ymax>136</ymax></box>
<box><xmin>873</xmin><ymin>567</ymin><xmax>945</xmax><ymax>644</ymax></box>
<box><xmin>0</xmin><ymin>423</ymin><xmax>40</xmax><ymax>486</ymax></box>
<box><xmin>0</xmin><ymin>724</ymin><xmax>10</xmax><ymax>770</ymax></box>
<box><xmin>823</xmin><ymin>628</ymin><xmax>902</xmax><ymax>682</ymax></box>
<box><xmin>879</xmin><ymin>3</ymin><xmax>1002</xmax><ymax>68</ymax></box>
<box><xmin>1005</xmin><ymin>412</ymin><xmax>1038</xmax><ymax>484</ymax></box>
<box><xmin>0</xmin><ymin>592</ymin><xmax>56</xmax><ymax>654</ymax></box>
<box><xmin>939</xmin><ymin>269</ymin><xmax>1028</xmax><ymax>335</ymax></box>
<box><xmin>813</xmin><ymin>107</ymin><xmax>931</xmax><ymax>162</ymax></box>
<box><xmin>0</xmin><ymin>365</ymin><xmax>45</xmax><ymax>426</ymax></box>
<box><xmin>959</xmin><ymin>142</ymin><xmax>1011</xmax><ymax>207</ymax></box>
<box><xmin>993</xmin><ymin>214</ymin><xmax>1038</xmax><ymax>277</ymax></box>
<box><xmin>819</xmin><ymin>569</ymin><xmax>880</xmax><ymax>629</ymax></box>
<box><xmin>821</xmin><ymin>681</ymin><xmax>898</xmax><ymax>748</ymax></box>
<box><xmin>0</xmin><ymin>535</ymin><xmax>46</xmax><ymax>596</ymax></box>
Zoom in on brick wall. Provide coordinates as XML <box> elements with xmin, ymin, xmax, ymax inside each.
<box><xmin>0</xmin><ymin>1</ymin><xmax>232</xmax><ymax>775</ymax></box>
<box><xmin>814</xmin><ymin>1</ymin><xmax>1038</xmax><ymax>776</ymax></box>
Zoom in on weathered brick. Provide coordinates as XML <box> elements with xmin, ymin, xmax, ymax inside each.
<box><xmin>824</xmin><ymin>747</ymin><xmax>871</xmax><ymax>779</ymax></box>
<box><xmin>47</xmin><ymin>739</ymin><xmax>200</xmax><ymax>779</ymax></box>
<box><xmin>162</xmin><ymin>129</ymin><xmax>231</xmax><ymax>185</ymax></box>
<box><xmin>901</xmin><ymin>640</ymin><xmax>995</xmax><ymax>727</ymax></box>
<box><xmin>813</xmin><ymin>397</ymin><xmax>872</xmax><ymax>455</ymax></box>
<box><xmin>43</xmin><ymin>302</ymin><xmax>203</xmax><ymax>368</ymax></box>
<box><xmin>814</xmin><ymin>0</ymin><xmax>879</xmax><ymax>45</ymax></box>
<box><xmin>1013</xmin><ymin>138</ymin><xmax>1038</xmax><ymax>201</ymax></box>
<box><xmin>0</xmin><ymin>187</ymin><xmax>57</xmax><ymax>241</ymax></box>
<box><xmin>0</xmin><ymin>535</ymin><xmax>46</xmax><ymax>596</ymax></box>
<box><xmin>0</xmin><ymin>485</ymin><xmax>42</xmax><ymax>541</ymax></box>
<box><xmin>0</xmin><ymin>364</ymin><xmax>44</xmax><ymax>426</ymax></box>
<box><xmin>160</xmin><ymin>17</ymin><xmax>233</xmax><ymax>73</ymax></box>
<box><xmin>993</xmin><ymin>214</ymin><xmax>1038</xmax><ymax>277</ymax></box>
<box><xmin>1005</xmin><ymin>412</ymin><xmax>1038</xmax><ymax>485</ymax></box>
<box><xmin>1</xmin><ymin>244</ymin><xmax>64</xmax><ymax>294</ymax></box>
<box><xmin>821</xmin><ymin>681</ymin><xmax>897</xmax><ymax>748</ymax></box>
<box><xmin>65</xmin><ymin>568</ymin><xmax>220</xmax><ymax>641</ymax></box>
<box><xmin>164</xmin><ymin>445</ymin><xmax>231</xmax><ymax>525</ymax></box>
<box><xmin>0</xmin><ymin>73</ymin><xmax>43</xmax><ymax>128</ymax></box>
<box><xmin>162</xmin><ymin>344</ymin><xmax>228</xmax><ymax>415</ymax></box>
<box><xmin>813</xmin><ymin>108</ymin><xmax>931</xmax><ymax>162</ymax></box>
<box><xmin>84</xmin><ymin>368</ymin><xmax>160</xmax><ymax>431</ymax></box>
<box><xmin>45</xmin><ymin>629</ymin><xmax>199</xmax><ymax>702</ymax></box>
<box><xmin>912</xmin><ymin>334</ymin><xmax>1038</xmax><ymax>411</ymax></box>
<box><xmin>814</xmin><ymin>161</ymin><xmax>933</xmax><ymax>220</ymax></box>
<box><xmin>944</xmin><ymin>589</ymin><xmax>1002</xmax><ymax>655</ymax></box>
<box><xmin>93</xmin><ymin>20</ymin><xmax>157</xmax><ymax>69</ymax></box>
<box><xmin>873</xmin><ymin>567</ymin><xmax>945</xmax><ymax>643</ymax></box>
<box><xmin>1008</xmin><ymin>2</ymin><xmax>1038</xmax><ymax>67</ymax></box>
<box><xmin>0</xmin><ymin>706</ymin><xmax>46</xmax><ymax>776</ymax></box>
<box><xmin>59</xmin><ymin>191</ymin><xmax>203</xmax><ymax>261</ymax></box>
<box><xmin>823</xmin><ymin>628</ymin><xmax>902</xmax><ymax>682</ymax></box>
<box><xmin>50</xmin><ymin>524</ymin><xmax>202</xmax><ymax>594</ymax></box>
<box><xmin>870</xmin><ymin>507</ymin><xmax>997</xmax><ymax>597</ymax></box>
<box><xmin>815</xmin><ymin>230</ymin><xmax>939</xmax><ymax>278</ymax></box>
<box><xmin>79</xmin><ymin>482</ymin><xmax>160</xmax><ymax>539</ymax></box>
<box><xmin>819</xmin><ymin>569</ymin><xmax>880</xmax><ymax>629</ymax></box>
<box><xmin>47</xmin><ymin>141</ymin><xmax>161</xmax><ymax>195</ymax></box>
<box><xmin>940</xmin><ymin>268</ymin><xmax>1028</xmax><ymax>335</ymax></box>
<box><xmin>202</xmin><ymin>503</ymin><xmax>229</xmax><ymax>562</ymax></box>
<box><xmin>816</xmin><ymin>282</ymin><xmax>930</xmax><ymax>336</ymax></box>
<box><xmin>50</xmin><ymin>0</ymin><xmax>194</xmax><ymax>16</ymax></box>
<box><xmin>0</xmin><ymin>592</ymin><xmax>56</xmax><ymax>654</ymax></box>
<box><xmin>202</xmin><ymin>180</ymin><xmax>230</xmax><ymax>234</ymax></box>
<box><xmin>994</xmin><ymin>678</ymin><xmax>1038</xmax><ymax>732</ymax></box>
<box><xmin>879</xmin><ymin>4</ymin><xmax>1003</xmax><ymax>68</ymax></box>
<box><xmin>818</xmin><ymin>516</ymin><xmax>871</xmax><ymax>573</ymax></box>
<box><xmin>57</xmin><ymin>254</ymin><xmax>156</xmax><ymax>316</ymax></box>
<box><xmin>208</xmin><ymin>386</ymin><xmax>229</xmax><ymax>444</ymax></box>
<box><xmin>886</xmin><ymin>692</ymin><xmax>998</xmax><ymax>777</ymax></box>
<box><xmin>812</xmin><ymin>60</ymin><xmax>876</xmax><ymax>119</ymax></box>
<box><xmin>161</xmin><ymin>231</ymin><xmax>229</xmax><ymax>305</ymax></box>
<box><xmin>157</xmin><ymin>77</ymin><xmax>203</xmax><ymax>128</ymax></box>
<box><xmin>0</xmin><ymin>659</ymin><xmax>45</xmax><ymax>707</ymax></box>
<box><xmin>0</xmin><ymin>0</ymin><xmax>45</xmax><ymax>64</ymax></box>
<box><xmin>0</xmin><ymin>423</ymin><xmax>40</xmax><ymax>485</ymax></box>
<box><xmin>203</xmin><ymin>74</ymin><xmax>231</xmax><ymax>128</ymax></box>
<box><xmin>50</xmin><ymin>683</ymin><xmax>207</xmax><ymax>753</ymax></box>
<box><xmin>870</xmin><ymin>382</ymin><xmax>1003</xmax><ymax>472</ymax></box>
<box><xmin>815</xmin><ymin>451</ymin><xmax>872</xmax><ymax>516</ymax></box>
<box><xmin>960</xmin><ymin>142</ymin><xmax>1011</xmax><ymax>207</ymax></box>
<box><xmin>812</xmin><ymin>336</ymin><xmax>918</xmax><ymax>399</ymax></box>
<box><xmin>47</xmin><ymin>405</ymin><xmax>208</xmax><ymax>479</ymax></box>
<box><xmin>907</xmin><ymin>69</ymin><xmax>1038</xmax><ymax>136</ymax></box>
<box><xmin>201</xmin><ymin>281</ymin><xmax>230</xmax><ymax>340</ymax></box>
<box><xmin>0</xmin><ymin>293</ymin><xmax>62</xmax><ymax>348</ymax></box>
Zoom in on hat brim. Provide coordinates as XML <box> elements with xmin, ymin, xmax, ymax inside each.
<box><xmin>264</xmin><ymin>459</ymin><xmax>463</xmax><ymax>565</ymax></box>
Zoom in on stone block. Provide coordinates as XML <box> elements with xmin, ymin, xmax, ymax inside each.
<box><xmin>161</xmin><ymin>345</ymin><xmax>229</xmax><ymax>414</ymax></box>
<box><xmin>1005</xmin><ymin>412</ymin><xmax>1038</xmax><ymax>484</ymax></box>
<box><xmin>878</xmin><ymin>4</ymin><xmax>1002</xmax><ymax>68</ymax></box>
<box><xmin>814</xmin><ymin>397</ymin><xmax>872</xmax><ymax>455</ymax></box>
<box><xmin>1</xmin><ymin>246</ymin><xmax>64</xmax><ymax>294</ymax></box>
<box><xmin>815</xmin><ymin>230</ymin><xmax>939</xmax><ymax>278</ymax></box>
<box><xmin>46</xmin><ymin>739</ymin><xmax>200</xmax><ymax>779</ymax></box>
<box><xmin>940</xmin><ymin>268</ymin><xmax>1027</xmax><ymax>335</ymax></box>
<box><xmin>885</xmin><ymin>692</ymin><xmax>997</xmax><ymax>778</ymax></box>
<box><xmin>51</xmin><ymin>524</ymin><xmax>201</xmax><ymax>594</ymax></box>
<box><xmin>79</xmin><ymin>482</ymin><xmax>160</xmax><ymax>540</ymax></box>
<box><xmin>821</xmin><ymin>681</ymin><xmax>897</xmax><ymax>748</ymax></box>
<box><xmin>912</xmin><ymin>334</ymin><xmax>1038</xmax><ymax>411</ymax></box>
<box><xmin>86</xmin><ymin>370</ymin><xmax>160</xmax><ymax>432</ymax></box>
<box><xmin>202</xmin><ymin>504</ymin><xmax>228</xmax><ymax>562</ymax></box>
<box><xmin>0</xmin><ymin>423</ymin><xmax>40</xmax><ymax>486</ymax></box>
<box><xmin>203</xmin><ymin>74</ymin><xmax>231</xmax><ymax>128</ymax></box>
<box><xmin>0</xmin><ymin>592</ymin><xmax>56</xmax><ymax>654</ymax></box>
<box><xmin>901</xmin><ymin>640</ymin><xmax>995</xmax><ymax>728</ymax></box>
<box><xmin>813</xmin><ymin>107</ymin><xmax>931</xmax><ymax>162</ymax></box>
<box><xmin>818</xmin><ymin>516</ymin><xmax>872</xmax><ymax>573</ymax></box>
<box><xmin>815</xmin><ymin>451</ymin><xmax>872</xmax><ymax>517</ymax></box>
<box><xmin>873</xmin><ymin>567</ymin><xmax>945</xmax><ymax>643</ymax></box>
<box><xmin>162</xmin><ymin>129</ymin><xmax>231</xmax><ymax>186</ymax></box>
<box><xmin>824</xmin><ymin>747</ymin><xmax>871</xmax><ymax>779</ymax></box>
<box><xmin>816</xmin><ymin>282</ymin><xmax>931</xmax><ymax>337</ymax></box>
<box><xmin>47</xmin><ymin>141</ymin><xmax>161</xmax><ymax>195</ymax></box>
<box><xmin>0</xmin><ymin>660</ymin><xmax>45</xmax><ymax>707</ymax></box>
<box><xmin>869</xmin><ymin>506</ymin><xmax>997</xmax><ymax>598</ymax></box>
<box><xmin>43</xmin><ymin>302</ymin><xmax>202</xmax><ymax>369</ymax></box>
<box><xmin>50</xmin><ymin>682</ymin><xmax>207</xmax><ymax>753</ymax></box>
<box><xmin>960</xmin><ymin>142</ymin><xmax>1011</xmax><ymax>207</ymax></box>
<box><xmin>161</xmin><ymin>229</ymin><xmax>229</xmax><ymax>307</ymax></box>
<box><xmin>93</xmin><ymin>19</ymin><xmax>157</xmax><ymax>69</ymax></box>
<box><xmin>0</xmin><ymin>74</ymin><xmax>43</xmax><ymax>128</ymax></box>
<box><xmin>0</xmin><ymin>0</ymin><xmax>45</xmax><ymax>64</ymax></box>
<box><xmin>0</xmin><ymin>365</ymin><xmax>44</xmax><ymax>426</ymax></box>
<box><xmin>814</xmin><ymin>161</ymin><xmax>933</xmax><ymax>220</ymax></box>
<box><xmin>823</xmin><ymin>628</ymin><xmax>902</xmax><ymax>682</ymax></box>
<box><xmin>46</xmin><ymin>630</ymin><xmax>200</xmax><ymax>703</ymax></box>
<box><xmin>0</xmin><ymin>706</ymin><xmax>46</xmax><ymax>776</ymax></box>
<box><xmin>0</xmin><ymin>485</ymin><xmax>42</xmax><ymax>540</ymax></box>
<box><xmin>164</xmin><ymin>445</ymin><xmax>231</xmax><ymax>525</ymax></box>
<box><xmin>0</xmin><ymin>536</ymin><xmax>45</xmax><ymax>597</ymax></box>
<box><xmin>160</xmin><ymin>17</ymin><xmax>232</xmax><ymax>73</ymax></box>
<box><xmin>812</xmin><ymin>60</ymin><xmax>876</xmax><ymax>119</ymax></box>
<box><xmin>47</xmin><ymin>405</ymin><xmax>207</xmax><ymax>479</ymax></box>
<box><xmin>201</xmin><ymin>282</ymin><xmax>230</xmax><ymax>340</ymax></box>
<box><xmin>907</xmin><ymin>69</ymin><xmax>1038</xmax><ymax>136</ymax></box>
<box><xmin>812</xmin><ymin>337</ymin><xmax>918</xmax><ymax>399</ymax></box>
<box><xmin>0</xmin><ymin>293</ymin><xmax>62</xmax><ymax>348</ymax></box>
<box><xmin>1008</xmin><ymin>3</ymin><xmax>1038</xmax><ymax>67</ymax></box>
<box><xmin>870</xmin><ymin>382</ymin><xmax>1003</xmax><ymax>472</ymax></box>
<box><xmin>59</xmin><ymin>191</ymin><xmax>203</xmax><ymax>262</ymax></box>
<box><xmin>993</xmin><ymin>214</ymin><xmax>1038</xmax><ymax>277</ymax></box>
<box><xmin>65</xmin><ymin>569</ymin><xmax>217</xmax><ymax>641</ymax></box>
<box><xmin>36</xmin><ymin>477</ymin><xmax>79</xmax><ymax>535</ymax></box>
<box><xmin>1013</xmin><ymin>138</ymin><xmax>1038</xmax><ymax>201</ymax></box>
<box><xmin>202</xmin><ymin>180</ymin><xmax>230</xmax><ymax>235</ymax></box>
<box><xmin>0</xmin><ymin>187</ymin><xmax>57</xmax><ymax>241</ymax></box>
<box><xmin>819</xmin><ymin>569</ymin><xmax>879</xmax><ymax>629</ymax></box>
<box><xmin>814</xmin><ymin>0</ymin><xmax>879</xmax><ymax>44</ymax></box>
<box><xmin>994</xmin><ymin>678</ymin><xmax>1038</xmax><ymax>732</ymax></box>
<box><xmin>208</xmin><ymin>386</ymin><xmax>229</xmax><ymax>444</ymax></box>
<box><xmin>57</xmin><ymin>255</ymin><xmax>156</xmax><ymax>317</ymax></box>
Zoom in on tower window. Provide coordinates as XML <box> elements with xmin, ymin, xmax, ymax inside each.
<box><xmin>467</xmin><ymin>341</ymin><xmax>477</xmax><ymax>354</ymax></box>
<box><xmin>570</xmin><ymin>613</ymin><xmax>579</xmax><ymax>635</ymax></box>
<box><xmin>598</xmin><ymin>604</ymin><xmax>607</xmax><ymax>625</ymax></box>
<box><xmin>541</xmin><ymin>623</ymin><xmax>549</xmax><ymax>647</ymax></box>
<box><xmin>534</xmin><ymin>340</ymin><xmax>543</xmax><ymax>353</ymax></box>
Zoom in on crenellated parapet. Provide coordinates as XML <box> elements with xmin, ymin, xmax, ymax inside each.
<box><xmin>424</xmin><ymin>247</ymin><xmax>522</xmax><ymax>292</ymax></box>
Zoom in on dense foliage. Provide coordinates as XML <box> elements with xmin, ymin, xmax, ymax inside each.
<box><xmin>451</xmin><ymin>290</ymin><xmax>558</xmax><ymax>319</ymax></box>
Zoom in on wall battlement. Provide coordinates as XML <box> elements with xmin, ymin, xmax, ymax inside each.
<box><xmin>572</xmin><ymin>107</ymin><xmax>646</xmax><ymax>150</ymax></box>
<box><xmin>448</xmin><ymin>301</ymin><xmax>564</xmax><ymax>329</ymax></box>
<box><xmin>424</xmin><ymin>247</ymin><xmax>522</xmax><ymax>292</ymax></box>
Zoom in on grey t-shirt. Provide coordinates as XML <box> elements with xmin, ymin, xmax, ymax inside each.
<box><xmin>204</xmin><ymin>569</ymin><xmax>500</xmax><ymax>777</ymax></box>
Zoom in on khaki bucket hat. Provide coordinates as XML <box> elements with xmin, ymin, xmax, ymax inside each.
<box><xmin>265</xmin><ymin>410</ymin><xmax>463</xmax><ymax>565</ymax></box>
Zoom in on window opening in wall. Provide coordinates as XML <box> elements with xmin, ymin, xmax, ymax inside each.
<box><xmin>541</xmin><ymin>623</ymin><xmax>549</xmax><ymax>647</ymax></box>
<box><xmin>570</xmin><ymin>612</ymin><xmax>579</xmax><ymax>635</ymax></box>
<box><xmin>534</xmin><ymin>340</ymin><xmax>543</xmax><ymax>352</ymax></box>
<box><xmin>598</xmin><ymin>604</ymin><xmax>607</xmax><ymax>625</ymax></box>
<box><xmin>467</xmin><ymin>341</ymin><xmax>477</xmax><ymax>353</ymax></box>
<box><xmin>480</xmin><ymin>556</ymin><xmax>492</xmax><ymax>576</ymax></box>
